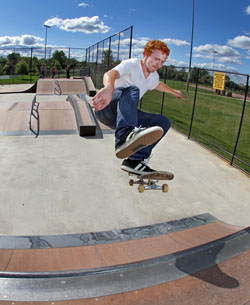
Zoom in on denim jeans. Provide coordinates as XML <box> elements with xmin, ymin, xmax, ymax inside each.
<box><xmin>95</xmin><ymin>86</ymin><xmax>171</xmax><ymax>160</ymax></box>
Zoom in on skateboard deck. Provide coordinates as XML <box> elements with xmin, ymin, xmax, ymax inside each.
<box><xmin>128</xmin><ymin>171</ymin><xmax>174</xmax><ymax>193</ymax></box>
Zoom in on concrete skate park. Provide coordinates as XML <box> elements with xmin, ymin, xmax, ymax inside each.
<box><xmin>0</xmin><ymin>77</ymin><xmax>249</xmax><ymax>304</ymax></box>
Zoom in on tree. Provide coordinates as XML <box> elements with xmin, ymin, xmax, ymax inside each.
<box><xmin>102</xmin><ymin>50</ymin><xmax>114</xmax><ymax>66</ymax></box>
<box><xmin>31</xmin><ymin>56</ymin><xmax>40</xmax><ymax>74</ymax></box>
<box><xmin>3</xmin><ymin>62</ymin><xmax>12</xmax><ymax>75</ymax></box>
<box><xmin>0</xmin><ymin>57</ymin><xmax>7</xmax><ymax>70</ymax></box>
<box><xmin>16</xmin><ymin>60</ymin><xmax>29</xmax><ymax>77</ymax></box>
<box><xmin>7</xmin><ymin>53</ymin><xmax>21</xmax><ymax>66</ymax></box>
<box><xmin>167</xmin><ymin>65</ymin><xmax>177</xmax><ymax>80</ymax></box>
<box><xmin>176</xmin><ymin>68</ymin><xmax>187</xmax><ymax>81</ymax></box>
<box><xmin>52</xmin><ymin>51</ymin><xmax>67</xmax><ymax>69</ymax></box>
<box><xmin>54</xmin><ymin>59</ymin><xmax>62</xmax><ymax>71</ymax></box>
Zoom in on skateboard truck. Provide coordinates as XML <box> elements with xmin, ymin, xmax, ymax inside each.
<box><xmin>128</xmin><ymin>171</ymin><xmax>174</xmax><ymax>193</ymax></box>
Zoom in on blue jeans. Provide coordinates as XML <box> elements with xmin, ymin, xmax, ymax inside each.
<box><xmin>95</xmin><ymin>86</ymin><xmax>171</xmax><ymax>160</ymax></box>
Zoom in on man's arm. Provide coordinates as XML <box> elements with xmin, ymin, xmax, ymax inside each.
<box><xmin>155</xmin><ymin>81</ymin><xmax>182</xmax><ymax>99</ymax></box>
<box><xmin>92</xmin><ymin>69</ymin><xmax>120</xmax><ymax>111</ymax></box>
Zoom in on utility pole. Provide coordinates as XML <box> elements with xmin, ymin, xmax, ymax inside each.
<box><xmin>187</xmin><ymin>0</ymin><xmax>194</xmax><ymax>92</ymax></box>
<box><xmin>44</xmin><ymin>24</ymin><xmax>51</xmax><ymax>60</ymax></box>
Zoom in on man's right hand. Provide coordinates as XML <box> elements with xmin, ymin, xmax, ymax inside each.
<box><xmin>92</xmin><ymin>69</ymin><xmax>119</xmax><ymax>111</ymax></box>
<box><xmin>92</xmin><ymin>85</ymin><xmax>113</xmax><ymax>111</ymax></box>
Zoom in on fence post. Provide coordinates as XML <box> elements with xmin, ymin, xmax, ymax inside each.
<box><xmin>94</xmin><ymin>43</ymin><xmax>99</xmax><ymax>87</ymax></box>
<box><xmin>117</xmin><ymin>32</ymin><xmax>121</xmax><ymax>62</ymax></box>
<box><xmin>230</xmin><ymin>74</ymin><xmax>249</xmax><ymax>165</ymax></box>
<box><xmin>30</xmin><ymin>47</ymin><xmax>33</xmax><ymax>84</ymax></box>
<box><xmin>129</xmin><ymin>26</ymin><xmax>133</xmax><ymax>59</ymax></box>
<box><xmin>188</xmin><ymin>68</ymin><xmax>199</xmax><ymax>139</ymax></box>
<box><xmin>68</xmin><ymin>48</ymin><xmax>71</xmax><ymax>64</ymax></box>
<box><xmin>160</xmin><ymin>66</ymin><xmax>168</xmax><ymax>115</ymax></box>
<box><xmin>108</xmin><ymin>37</ymin><xmax>111</xmax><ymax>69</ymax></box>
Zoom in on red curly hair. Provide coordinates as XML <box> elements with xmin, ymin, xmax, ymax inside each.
<box><xmin>143</xmin><ymin>40</ymin><xmax>170</xmax><ymax>57</ymax></box>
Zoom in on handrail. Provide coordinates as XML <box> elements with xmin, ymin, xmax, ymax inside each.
<box><xmin>29</xmin><ymin>95</ymin><xmax>40</xmax><ymax>137</ymax></box>
<box><xmin>54</xmin><ymin>78</ymin><xmax>62</xmax><ymax>95</ymax></box>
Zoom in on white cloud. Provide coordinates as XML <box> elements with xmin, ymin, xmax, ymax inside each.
<box><xmin>0</xmin><ymin>35</ymin><xmax>43</xmax><ymax>48</ymax></box>
<box><xmin>107</xmin><ymin>37</ymin><xmax>190</xmax><ymax>61</ymax></box>
<box><xmin>193</xmin><ymin>62</ymin><xmax>238</xmax><ymax>72</ymax></box>
<box><xmin>193</xmin><ymin>44</ymin><xmax>242</xmax><ymax>65</ymax></box>
<box><xmin>78</xmin><ymin>2</ymin><xmax>89</xmax><ymax>7</ymax></box>
<box><xmin>161</xmin><ymin>38</ymin><xmax>189</xmax><ymax>47</ymax></box>
<box><xmin>246</xmin><ymin>5</ymin><xmax>250</xmax><ymax>14</ymax></box>
<box><xmin>167</xmin><ymin>58</ymin><xmax>188</xmax><ymax>67</ymax></box>
<box><xmin>125</xmin><ymin>37</ymin><xmax>189</xmax><ymax>53</ymax></box>
<box><xmin>228</xmin><ymin>35</ymin><xmax>250</xmax><ymax>49</ymax></box>
<box><xmin>44</xmin><ymin>16</ymin><xmax>110</xmax><ymax>34</ymax></box>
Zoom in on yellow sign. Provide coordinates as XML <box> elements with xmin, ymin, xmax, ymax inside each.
<box><xmin>213</xmin><ymin>72</ymin><xmax>226</xmax><ymax>90</ymax></box>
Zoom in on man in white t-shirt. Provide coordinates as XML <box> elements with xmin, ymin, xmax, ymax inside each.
<box><xmin>93</xmin><ymin>40</ymin><xmax>182</xmax><ymax>175</ymax></box>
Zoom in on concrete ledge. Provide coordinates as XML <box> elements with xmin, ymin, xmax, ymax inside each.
<box><xmin>84</xmin><ymin>76</ymin><xmax>96</xmax><ymax>97</ymax></box>
<box><xmin>67</xmin><ymin>94</ymin><xmax>96</xmax><ymax>136</ymax></box>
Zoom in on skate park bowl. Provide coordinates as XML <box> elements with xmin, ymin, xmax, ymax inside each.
<box><xmin>0</xmin><ymin>78</ymin><xmax>249</xmax><ymax>304</ymax></box>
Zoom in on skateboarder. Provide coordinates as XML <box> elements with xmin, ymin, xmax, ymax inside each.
<box><xmin>92</xmin><ymin>40</ymin><xmax>182</xmax><ymax>175</ymax></box>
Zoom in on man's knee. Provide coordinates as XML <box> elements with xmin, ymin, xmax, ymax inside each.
<box><xmin>159</xmin><ymin>115</ymin><xmax>171</xmax><ymax>135</ymax></box>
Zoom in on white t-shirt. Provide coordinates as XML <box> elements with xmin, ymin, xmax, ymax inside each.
<box><xmin>112</xmin><ymin>58</ymin><xmax>159</xmax><ymax>99</ymax></box>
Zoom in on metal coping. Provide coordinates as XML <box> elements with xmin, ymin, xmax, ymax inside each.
<box><xmin>0</xmin><ymin>213</ymin><xmax>217</xmax><ymax>249</ymax></box>
<box><xmin>0</xmin><ymin>226</ymin><xmax>249</xmax><ymax>302</ymax></box>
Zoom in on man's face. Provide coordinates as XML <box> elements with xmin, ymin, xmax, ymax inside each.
<box><xmin>144</xmin><ymin>49</ymin><xmax>168</xmax><ymax>73</ymax></box>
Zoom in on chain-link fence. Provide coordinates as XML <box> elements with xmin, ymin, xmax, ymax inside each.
<box><xmin>0</xmin><ymin>26</ymin><xmax>133</xmax><ymax>86</ymax></box>
<box><xmin>140</xmin><ymin>66</ymin><xmax>249</xmax><ymax>175</ymax></box>
<box><xmin>85</xmin><ymin>26</ymin><xmax>133</xmax><ymax>89</ymax></box>
<box><xmin>0</xmin><ymin>46</ymin><xmax>87</xmax><ymax>85</ymax></box>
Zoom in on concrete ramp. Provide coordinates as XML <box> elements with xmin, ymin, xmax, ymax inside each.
<box><xmin>0</xmin><ymin>82</ymin><xmax>37</xmax><ymax>94</ymax></box>
<box><xmin>0</xmin><ymin>102</ymin><xmax>31</xmax><ymax>134</ymax></box>
<box><xmin>37</xmin><ymin>100</ymin><xmax>78</xmax><ymax>133</ymax></box>
<box><xmin>37</xmin><ymin>78</ymin><xmax>87</xmax><ymax>95</ymax></box>
<box><xmin>0</xmin><ymin>214</ymin><xmax>249</xmax><ymax>303</ymax></box>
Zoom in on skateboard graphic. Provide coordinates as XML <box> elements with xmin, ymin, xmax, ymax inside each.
<box><xmin>128</xmin><ymin>171</ymin><xmax>174</xmax><ymax>193</ymax></box>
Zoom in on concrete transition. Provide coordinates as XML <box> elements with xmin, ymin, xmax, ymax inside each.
<box><xmin>0</xmin><ymin>78</ymin><xmax>249</xmax><ymax>304</ymax></box>
<box><xmin>0</xmin><ymin>214</ymin><xmax>249</xmax><ymax>304</ymax></box>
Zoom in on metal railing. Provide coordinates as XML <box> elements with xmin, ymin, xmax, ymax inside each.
<box><xmin>29</xmin><ymin>95</ymin><xmax>40</xmax><ymax>137</ymax></box>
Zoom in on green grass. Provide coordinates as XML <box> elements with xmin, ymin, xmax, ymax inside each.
<box><xmin>141</xmin><ymin>80</ymin><xmax>250</xmax><ymax>174</ymax></box>
<box><xmin>0</xmin><ymin>74</ymin><xmax>39</xmax><ymax>85</ymax></box>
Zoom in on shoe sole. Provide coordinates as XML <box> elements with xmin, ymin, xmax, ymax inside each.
<box><xmin>116</xmin><ymin>127</ymin><xmax>163</xmax><ymax>159</ymax></box>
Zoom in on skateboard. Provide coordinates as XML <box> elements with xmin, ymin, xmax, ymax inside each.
<box><xmin>128</xmin><ymin>171</ymin><xmax>174</xmax><ymax>193</ymax></box>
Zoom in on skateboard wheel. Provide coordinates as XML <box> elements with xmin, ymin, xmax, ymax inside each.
<box><xmin>138</xmin><ymin>184</ymin><xmax>144</xmax><ymax>193</ymax></box>
<box><xmin>162</xmin><ymin>184</ymin><xmax>168</xmax><ymax>192</ymax></box>
<box><xmin>129</xmin><ymin>179</ymin><xmax>134</xmax><ymax>186</ymax></box>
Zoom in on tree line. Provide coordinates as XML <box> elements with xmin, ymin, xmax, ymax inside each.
<box><xmin>0</xmin><ymin>50</ymin><xmax>86</xmax><ymax>76</ymax></box>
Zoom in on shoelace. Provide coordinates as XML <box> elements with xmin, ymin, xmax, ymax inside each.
<box><xmin>142</xmin><ymin>154</ymin><xmax>152</xmax><ymax>166</ymax></box>
<box><xmin>127</xmin><ymin>126</ymin><xmax>146</xmax><ymax>140</ymax></box>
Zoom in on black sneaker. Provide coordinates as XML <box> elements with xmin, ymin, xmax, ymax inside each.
<box><xmin>115</xmin><ymin>126</ymin><xmax>163</xmax><ymax>159</ymax></box>
<box><xmin>121</xmin><ymin>158</ymin><xmax>156</xmax><ymax>175</ymax></box>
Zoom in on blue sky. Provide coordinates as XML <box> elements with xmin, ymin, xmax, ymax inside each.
<box><xmin>0</xmin><ymin>0</ymin><xmax>250</xmax><ymax>75</ymax></box>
